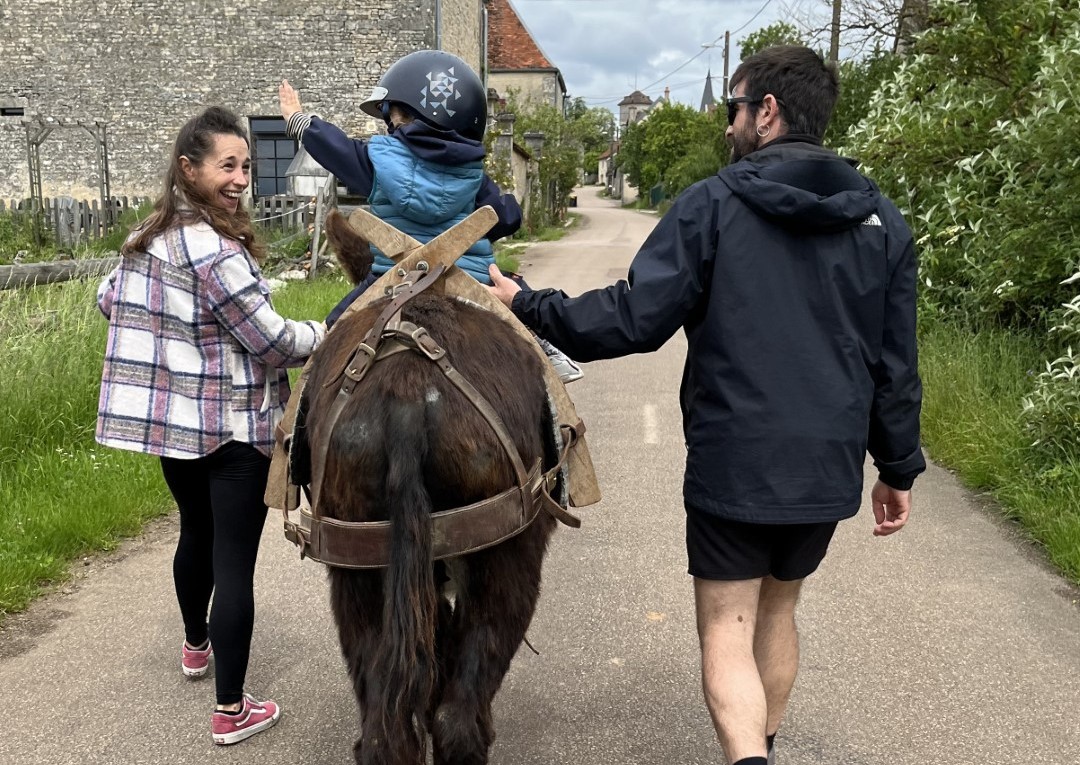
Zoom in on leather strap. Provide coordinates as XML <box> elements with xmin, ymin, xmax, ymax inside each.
<box><xmin>300</xmin><ymin>461</ymin><xmax>546</xmax><ymax>569</ymax></box>
<box><xmin>310</xmin><ymin>266</ymin><xmax>446</xmax><ymax>513</ymax></box>
<box><xmin>293</xmin><ymin>264</ymin><xmax>580</xmax><ymax>568</ymax></box>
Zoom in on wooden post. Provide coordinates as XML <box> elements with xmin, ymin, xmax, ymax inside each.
<box><xmin>722</xmin><ymin>30</ymin><xmax>731</xmax><ymax>98</ymax></box>
<box><xmin>0</xmin><ymin>257</ymin><xmax>119</xmax><ymax>289</ymax></box>
<box><xmin>829</xmin><ymin>0</ymin><xmax>842</xmax><ymax>62</ymax></box>
<box><xmin>309</xmin><ymin>185</ymin><xmax>326</xmax><ymax>279</ymax></box>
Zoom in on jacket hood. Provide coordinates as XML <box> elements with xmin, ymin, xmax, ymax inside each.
<box><xmin>393</xmin><ymin>120</ymin><xmax>486</xmax><ymax>166</ymax></box>
<box><xmin>719</xmin><ymin>141</ymin><xmax>880</xmax><ymax>233</ymax></box>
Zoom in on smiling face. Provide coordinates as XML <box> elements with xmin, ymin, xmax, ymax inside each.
<box><xmin>180</xmin><ymin>133</ymin><xmax>250</xmax><ymax>213</ymax></box>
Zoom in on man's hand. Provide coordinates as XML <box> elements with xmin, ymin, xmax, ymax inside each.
<box><xmin>487</xmin><ymin>264</ymin><xmax>522</xmax><ymax>309</ymax></box>
<box><xmin>871</xmin><ymin>479</ymin><xmax>911</xmax><ymax>536</ymax></box>
<box><xmin>279</xmin><ymin>80</ymin><xmax>302</xmax><ymax>121</ymax></box>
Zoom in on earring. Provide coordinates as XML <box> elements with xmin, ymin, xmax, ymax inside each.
<box><xmin>756</xmin><ymin>124</ymin><xmax>771</xmax><ymax>138</ymax></box>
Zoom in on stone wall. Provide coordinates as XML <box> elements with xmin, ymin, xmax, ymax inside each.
<box><xmin>488</xmin><ymin>71</ymin><xmax>562</xmax><ymax>111</ymax></box>
<box><xmin>440</xmin><ymin>0</ymin><xmax>484</xmax><ymax>74</ymax></box>
<box><xmin>0</xmin><ymin>0</ymin><xmax>483</xmax><ymax>199</ymax></box>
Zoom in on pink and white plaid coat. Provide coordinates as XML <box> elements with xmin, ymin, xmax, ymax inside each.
<box><xmin>96</xmin><ymin>221</ymin><xmax>324</xmax><ymax>459</ymax></box>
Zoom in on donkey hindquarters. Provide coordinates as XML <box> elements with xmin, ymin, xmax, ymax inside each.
<box><xmin>306</xmin><ymin>293</ymin><xmax>558</xmax><ymax>765</ymax></box>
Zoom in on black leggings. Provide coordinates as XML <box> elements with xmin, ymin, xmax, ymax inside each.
<box><xmin>160</xmin><ymin>441</ymin><xmax>270</xmax><ymax>706</ymax></box>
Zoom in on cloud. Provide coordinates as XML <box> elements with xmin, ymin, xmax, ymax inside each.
<box><xmin>510</xmin><ymin>0</ymin><xmax>793</xmax><ymax>111</ymax></box>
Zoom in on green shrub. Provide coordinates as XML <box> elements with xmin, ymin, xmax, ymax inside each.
<box><xmin>842</xmin><ymin>0</ymin><xmax>1079</xmax><ymax>327</ymax></box>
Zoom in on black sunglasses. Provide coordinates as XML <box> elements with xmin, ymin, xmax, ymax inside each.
<box><xmin>725</xmin><ymin>96</ymin><xmax>762</xmax><ymax>126</ymax></box>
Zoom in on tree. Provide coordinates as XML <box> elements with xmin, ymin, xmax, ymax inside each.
<box><xmin>841</xmin><ymin>0</ymin><xmax>1079</xmax><ymax>325</ymax></box>
<box><xmin>824</xmin><ymin>48</ymin><xmax>900</xmax><ymax>146</ymax></box>
<box><xmin>616</xmin><ymin>103</ymin><xmax>726</xmax><ymax>198</ymax></box>
<box><xmin>789</xmin><ymin>0</ymin><xmax>930</xmax><ymax>56</ymax></box>
<box><xmin>739</xmin><ymin>22</ymin><xmax>805</xmax><ymax>59</ymax></box>
<box><xmin>494</xmin><ymin>93</ymin><xmax>614</xmax><ymax>230</ymax></box>
<box><xmin>564</xmin><ymin>97</ymin><xmax>616</xmax><ymax>177</ymax></box>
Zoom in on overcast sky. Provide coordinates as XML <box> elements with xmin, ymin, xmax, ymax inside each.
<box><xmin>510</xmin><ymin>0</ymin><xmax>822</xmax><ymax>113</ymax></box>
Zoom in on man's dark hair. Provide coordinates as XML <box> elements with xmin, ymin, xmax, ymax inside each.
<box><xmin>729</xmin><ymin>45</ymin><xmax>840</xmax><ymax>140</ymax></box>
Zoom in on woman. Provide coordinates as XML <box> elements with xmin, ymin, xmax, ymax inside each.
<box><xmin>96</xmin><ymin>106</ymin><xmax>325</xmax><ymax>745</ymax></box>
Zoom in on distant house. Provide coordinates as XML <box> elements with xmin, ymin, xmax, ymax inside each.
<box><xmin>618</xmin><ymin>91</ymin><xmax>653</xmax><ymax>128</ymax></box>
<box><xmin>598</xmin><ymin>143</ymin><xmax>617</xmax><ymax>190</ymax></box>
<box><xmin>485</xmin><ymin>0</ymin><xmax>567</xmax><ymax>111</ymax></box>
<box><xmin>607</xmin><ymin>89</ymin><xmax>659</xmax><ymax>204</ymax></box>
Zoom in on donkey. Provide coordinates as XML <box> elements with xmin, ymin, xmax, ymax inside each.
<box><xmin>303</xmin><ymin>212</ymin><xmax>561</xmax><ymax>764</ymax></box>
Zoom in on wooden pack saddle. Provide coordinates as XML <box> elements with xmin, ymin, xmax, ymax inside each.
<box><xmin>265</xmin><ymin>206</ymin><xmax>602</xmax><ymax>568</ymax></box>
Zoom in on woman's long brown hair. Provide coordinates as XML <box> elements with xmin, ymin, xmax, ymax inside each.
<box><xmin>123</xmin><ymin>106</ymin><xmax>266</xmax><ymax>262</ymax></box>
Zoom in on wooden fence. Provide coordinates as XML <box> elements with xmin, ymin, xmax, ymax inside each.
<box><xmin>1</xmin><ymin>193</ymin><xmax>321</xmax><ymax>290</ymax></box>
<box><xmin>251</xmin><ymin>194</ymin><xmax>318</xmax><ymax>230</ymax></box>
<box><xmin>0</xmin><ymin>196</ymin><xmax>150</xmax><ymax>246</ymax></box>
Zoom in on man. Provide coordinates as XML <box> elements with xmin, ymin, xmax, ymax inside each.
<box><xmin>487</xmin><ymin>46</ymin><xmax>925</xmax><ymax>765</ymax></box>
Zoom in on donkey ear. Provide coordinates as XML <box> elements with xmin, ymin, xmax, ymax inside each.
<box><xmin>325</xmin><ymin>210</ymin><xmax>374</xmax><ymax>286</ymax></box>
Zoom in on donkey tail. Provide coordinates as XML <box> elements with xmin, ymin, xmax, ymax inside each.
<box><xmin>376</xmin><ymin>401</ymin><xmax>437</xmax><ymax>762</ymax></box>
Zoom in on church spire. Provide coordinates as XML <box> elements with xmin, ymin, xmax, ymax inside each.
<box><xmin>700</xmin><ymin>69</ymin><xmax>716</xmax><ymax>113</ymax></box>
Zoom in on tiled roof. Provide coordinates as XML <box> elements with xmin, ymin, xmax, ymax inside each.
<box><xmin>486</xmin><ymin>0</ymin><xmax>555</xmax><ymax>70</ymax></box>
<box><xmin>618</xmin><ymin>90</ymin><xmax>652</xmax><ymax>106</ymax></box>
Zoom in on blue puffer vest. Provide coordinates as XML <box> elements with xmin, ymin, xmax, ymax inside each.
<box><xmin>367</xmin><ymin>135</ymin><xmax>494</xmax><ymax>284</ymax></box>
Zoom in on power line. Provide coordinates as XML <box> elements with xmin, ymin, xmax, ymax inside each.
<box><xmin>732</xmin><ymin>0</ymin><xmax>777</xmax><ymax>36</ymax></box>
<box><xmin>575</xmin><ymin>0</ymin><xmax>777</xmax><ymax>100</ymax></box>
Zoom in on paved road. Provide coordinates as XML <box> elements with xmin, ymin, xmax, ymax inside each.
<box><xmin>2</xmin><ymin>186</ymin><xmax>1079</xmax><ymax>764</ymax></box>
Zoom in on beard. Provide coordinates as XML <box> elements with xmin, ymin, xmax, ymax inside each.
<box><xmin>728</xmin><ymin>127</ymin><xmax>760</xmax><ymax>164</ymax></box>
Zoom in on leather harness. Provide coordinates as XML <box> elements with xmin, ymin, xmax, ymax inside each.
<box><xmin>280</xmin><ymin>264</ymin><xmax>581</xmax><ymax>569</ymax></box>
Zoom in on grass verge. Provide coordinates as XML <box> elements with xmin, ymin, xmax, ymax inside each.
<box><xmin>0</xmin><ymin>273</ymin><xmax>346</xmax><ymax>620</ymax></box>
<box><xmin>918</xmin><ymin>318</ymin><xmax>1080</xmax><ymax>582</ymax></box>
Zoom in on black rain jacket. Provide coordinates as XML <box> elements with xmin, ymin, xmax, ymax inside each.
<box><xmin>512</xmin><ymin>140</ymin><xmax>926</xmax><ymax>523</ymax></box>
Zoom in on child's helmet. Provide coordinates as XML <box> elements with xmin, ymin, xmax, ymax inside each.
<box><xmin>360</xmin><ymin>50</ymin><xmax>488</xmax><ymax>141</ymax></box>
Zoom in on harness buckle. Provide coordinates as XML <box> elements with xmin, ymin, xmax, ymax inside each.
<box><xmin>344</xmin><ymin>343</ymin><xmax>376</xmax><ymax>380</ymax></box>
<box><xmin>410</xmin><ymin>326</ymin><xmax>446</xmax><ymax>361</ymax></box>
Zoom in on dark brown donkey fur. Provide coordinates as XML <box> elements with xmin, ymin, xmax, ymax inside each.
<box><xmin>305</xmin><ymin>211</ymin><xmax>558</xmax><ymax>764</ymax></box>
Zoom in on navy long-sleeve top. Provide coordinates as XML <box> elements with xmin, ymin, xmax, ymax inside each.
<box><xmin>285</xmin><ymin>114</ymin><xmax>521</xmax><ymax>242</ymax></box>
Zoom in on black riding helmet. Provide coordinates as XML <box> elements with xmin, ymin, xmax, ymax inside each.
<box><xmin>360</xmin><ymin>50</ymin><xmax>488</xmax><ymax>141</ymax></box>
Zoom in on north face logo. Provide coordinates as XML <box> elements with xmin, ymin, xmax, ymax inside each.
<box><xmin>862</xmin><ymin>213</ymin><xmax>883</xmax><ymax>227</ymax></box>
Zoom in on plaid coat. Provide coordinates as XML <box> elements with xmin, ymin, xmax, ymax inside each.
<box><xmin>96</xmin><ymin>221</ymin><xmax>324</xmax><ymax>458</ymax></box>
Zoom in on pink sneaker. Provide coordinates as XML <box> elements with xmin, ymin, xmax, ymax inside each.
<box><xmin>181</xmin><ymin>641</ymin><xmax>213</xmax><ymax>678</ymax></box>
<box><xmin>211</xmin><ymin>694</ymin><xmax>281</xmax><ymax>745</ymax></box>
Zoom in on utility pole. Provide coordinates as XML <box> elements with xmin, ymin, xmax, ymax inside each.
<box><xmin>702</xmin><ymin>31</ymin><xmax>732</xmax><ymax>98</ymax></box>
<box><xmin>722</xmin><ymin>30</ymin><xmax>731</xmax><ymax>97</ymax></box>
<box><xmin>829</xmin><ymin>0</ymin><xmax>842</xmax><ymax>62</ymax></box>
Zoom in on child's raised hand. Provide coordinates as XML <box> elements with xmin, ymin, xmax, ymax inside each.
<box><xmin>279</xmin><ymin>80</ymin><xmax>302</xmax><ymax>120</ymax></box>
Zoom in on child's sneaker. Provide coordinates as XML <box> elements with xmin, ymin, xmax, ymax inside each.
<box><xmin>534</xmin><ymin>335</ymin><xmax>584</xmax><ymax>383</ymax></box>
<box><xmin>211</xmin><ymin>694</ymin><xmax>281</xmax><ymax>745</ymax></box>
<box><xmin>181</xmin><ymin>640</ymin><xmax>212</xmax><ymax>678</ymax></box>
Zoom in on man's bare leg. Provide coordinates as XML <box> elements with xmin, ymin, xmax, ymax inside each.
<box><xmin>754</xmin><ymin>576</ymin><xmax>805</xmax><ymax>742</ymax></box>
<box><xmin>694</xmin><ymin>577</ymin><xmax>769</xmax><ymax>763</ymax></box>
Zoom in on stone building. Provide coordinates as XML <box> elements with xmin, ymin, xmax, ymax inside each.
<box><xmin>484</xmin><ymin>0</ymin><xmax>566</xmax><ymax>112</ymax></box>
<box><xmin>617</xmin><ymin>90</ymin><xmax>653</xmax><ymax>128</ymax></box>
<box><xmin>0</xmin><ymin>0</ymin><xmax>487</xmax><ymax>200</ymax></box>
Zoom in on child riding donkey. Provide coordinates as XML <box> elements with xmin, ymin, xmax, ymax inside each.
<box><xmin>279</xmin><ymin>49</ymin><xmax>583</xmax><ymax>383</ymax></box>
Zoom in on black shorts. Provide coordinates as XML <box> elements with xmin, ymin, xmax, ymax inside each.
<box><xmin>686</xmin><ymin>508</ymin><xmax>838</xmax><ymax>581</ymax></box>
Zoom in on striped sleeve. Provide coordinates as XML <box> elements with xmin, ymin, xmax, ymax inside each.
<box><xmin>286</xmin><ymin>112</ymin><xmax>313</xmax><ymax>143</ymax></box>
